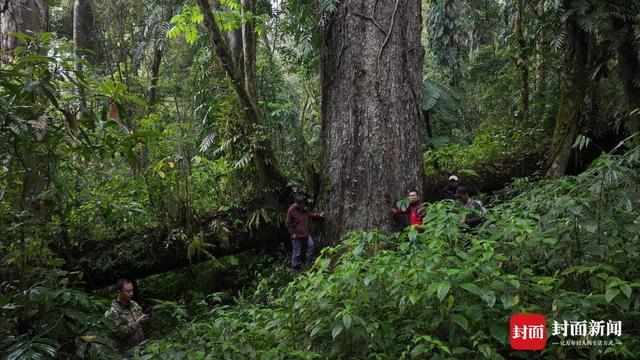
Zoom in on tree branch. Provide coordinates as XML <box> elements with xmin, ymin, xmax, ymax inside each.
<box><xmin>195</xmin><ymin>0</ymin><xmax>253</xmax><ymax>119</ymax></box>
<box><xmin>352</xmin><ymin>12</ymin><xmax>387</xmax><ymax>36</ymax></box>
<box><xmin>377</xmin><ymin>0</ymin><xmax>400</xmax><ymax>76</ymax></box>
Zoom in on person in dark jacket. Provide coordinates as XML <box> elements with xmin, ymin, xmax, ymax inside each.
<box><xmin>442</xmin><ymin>175</ymin><xmax>460</xmax><ymax>199</ymax></box>
<box><xmin>286</xmin><ymin>193</ymin><xmax>324</xmax><ymax>269</ymax></box>
<box><xmin>391</xmin><ymin>189</ymin><xmax>426</xmax><ymax>229</ymax></box>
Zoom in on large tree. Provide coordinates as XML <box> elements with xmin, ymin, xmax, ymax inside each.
<box><xmin>319</xmin><ymin>0</ymin><xmax>425</xmax><ymax>242</ymax></box>
<box><xmin>546</xmin><ymin>5</ymin><xmax>588</xmax><ymax>179</ymax></box>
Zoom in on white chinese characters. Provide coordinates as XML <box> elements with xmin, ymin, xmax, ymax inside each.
<box><xmin>512</xmin><ymin>324</ymin><xmax>545</xmax><ymax>340</ymax></box>
<box><xmin>551</xmin><ymin>320</ymin><xmax>622</xmax><ymax>337</ymax></box>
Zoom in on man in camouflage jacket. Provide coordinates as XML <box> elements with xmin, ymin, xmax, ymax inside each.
<box><xmin>104</xmin><ymin>279</ymin><xmax>149</xmax><ymax>354</ymax></box>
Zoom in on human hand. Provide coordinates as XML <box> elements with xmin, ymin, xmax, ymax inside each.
<box><xmin>136</xmin><ymin>314</ymin><xmax>150</xmax><ymax>323</ymax></box>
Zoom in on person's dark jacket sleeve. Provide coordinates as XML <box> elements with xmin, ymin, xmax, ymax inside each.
<box><xmin>286</xmin><ymin>206</ymin><xmax>296</xmax><ymax>235</ymax></box>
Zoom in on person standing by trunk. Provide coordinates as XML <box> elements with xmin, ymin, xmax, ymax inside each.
<box><xmin>286</xmin><ymin>193</ymin><xmax>324</xmax><ymax>270</ymax></box>
<box><xmin>391</xmin><ymin>189</ymin><xmax>426</xmax><ymax>230</ymax></box>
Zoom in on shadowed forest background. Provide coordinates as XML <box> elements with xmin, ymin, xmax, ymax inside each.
<box><xmin>1</xmin><ymin>0</ymin><xmax>639</xmax><ymax>358</ymax></box>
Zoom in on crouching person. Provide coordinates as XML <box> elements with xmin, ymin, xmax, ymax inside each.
<box><xmin>455</xmin><ymin>187</ymin><xmax>488</xmax><ymax>230</ymax></box>
<box><xmin>104</xmin><ymin>279</ymin><xmax>149</xmax><ymax>355</ymax></box>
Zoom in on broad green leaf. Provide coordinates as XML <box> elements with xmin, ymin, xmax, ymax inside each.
<box><xmin>490</xmin><ymin>324</ymin><xmax>507</xmax><ymax>344</ymax></box>
<box><xmin>620</xmin><ymin>284</ymin><xmax>632</xmax><ymax>298</ymax></box>
<box><xmin>605</xmin><ymin>288</ymin><xmax>620</xmax><ymax>303</ymax></box>
<box><xmin>500</xmin><ymin>294</ymin><xmax>516</xmax><ymax>309</ymax></box>
<box><xmin>331</xmin><ymin>324</ymin><xmax>343</xmax><ymax>339</ymax></box>
<box><xmin>342</xmin><ymin>314</ymin><xmax>352</xmax><ymax>329</ymax></box>
<box><xmin>460</xmin><ymin>283</ymin><xmax>482</xmax><ymax>296</ymax></box>
<box><xmin>437</xmin><ymin>280</ymin><xmax>451</xmax><ymax>302</ymax></box>
<box><xmin>451</xmin><ymin>314</ymin><xmax>468</xmax><ymax>330</ymax></box>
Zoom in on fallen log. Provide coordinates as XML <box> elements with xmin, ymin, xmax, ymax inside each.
<box><xmin>53</xmin><ymin>208</ymin><xmax>289</xmax><ymax>290</ymax></box>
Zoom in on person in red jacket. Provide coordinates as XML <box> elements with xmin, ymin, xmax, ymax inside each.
<box><xmin>391</xmin><ymin>189</ymin><xmax>426</xmax><ymax>229</ymax></box>
<box><xmin>286</xmin><ymin>193</ymin><xmax>324</xmax><ymax>270</ymax></box>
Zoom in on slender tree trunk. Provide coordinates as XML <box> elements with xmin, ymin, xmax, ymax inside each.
<box><xmin>423</xmin><ymin>110</ymin><xmax>433</xmax><ymax>139</ymax></box>
<box><xmin>445</xmin><ymin>0</ymin><xmax>460</xmax><ymax>86</ymax></box>
<box><xmin>614</xmin><ymin>18</ymin><xmax>640</xmax><ymax>133</ymax></box>
<box><xmin>195</xmin><ymin>0</ymin><xmax>287</xmax><ymax>192</ymax></box>
<box><xmin>241</xmin><ymin>0</ymin><xmax>258</xmax><ymax>109</ymax></box>
<box><xmin>149</xmin><ymin>48</ymin><xmax>162</xmax><ymax>107</ymax></box>
<box><xmin>297</xmin><ymin>85</ymin><xmax>320</xmax><ymax>197</ymax></box>
<box><xmin>73</xmin><ymin>0</ymin><xmax>91</xmax><ymax>108</ymax></box>
<box><xmin>319</xmin><ymin>0</ymin><xmax>425</xmax><ymax>242</ymax></box>
<box><xmin>1</xmin><ymin>0</ymin><xmax>47</xmax><ymax>56</ymax></box>
<box><xmin>546</xmin><ymin>15</ymin><xmax>588</xmax><ymax>179</ymax></box>
<box><xmin>533</xmin><ymin>35</ymin><xmax>546</xmax><ymax>99</ymax></box>
<box><xmin>514</xmin><ymin>0</ymin><xmax>528</xmax><ymax>122</ymax></box>
<box><xmin>228</xmin><ymin>28</ymin><xmax>244</xmax><ymax>79</ymax></box>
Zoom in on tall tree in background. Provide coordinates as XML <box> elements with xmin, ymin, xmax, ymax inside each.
<box><xmin>195</xmin><ymin>0</ymin><xmax>288</xmax><ymax>194</ymax></box>
<box><xmin>319</xmin><ymin>0</ymin><xmax>425</xmax><ymax>242</ymax></box>
<box><xmin>427</xmin><ymin>0</ymin><xmax>464</xmax><ymax>86</ymax></box>
<box><xmin>0</xmin><ymin>0</ymin><xmax>47</xmax><ymax>54</ymax></box>
<box><xmin>72</xmin><ymin>0</ymin><xmax>94</xmax><ymax>107</ymax></box>
<box><xmin>514</xmin><ymin>0</ymin><xmax>529</xmax><ymax>122</ymax></box>
<box><xmin>546</xmin><ymin>3</ymin><xmax>588</xmax><ymax>179</ymax></box>
<box><xmin>614</xmin><ymin>16</ymin><xmax>640</xmax><ymax>133</ymax></box>
<box><xmin>148</xmin><ymin>3</ymin><xmax>171</xmax><ymax>108</ymax></box>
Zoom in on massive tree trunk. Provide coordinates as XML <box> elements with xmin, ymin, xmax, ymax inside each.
<box><xmin>0</xmin><ymin>0</ymin><xmax>47</xmax><ymax>55</ymax></box>
<box><xmin>546</xmin><ymin>15</ymin><xmax>588</xmax><ymax>179</ymax></box>
<box><xmin>614</xmin><ymin>18</ymin><xmax>640</xmax><ymax>133</ymax></box>
<box><xmin>319</xmin><ymin>0</ymin><xmax>425</xmax><ymax>242</ymax></box>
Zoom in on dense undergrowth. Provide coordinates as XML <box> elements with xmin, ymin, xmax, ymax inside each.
<box><xmin>133</xmin><ymin>142</ymin><xmax>640</xmax><ymax>359</ymax></box>
<box><xmin>2</xmin><ymin>141</ymin><xmax>639</xmax><ymax>359</ymax></box>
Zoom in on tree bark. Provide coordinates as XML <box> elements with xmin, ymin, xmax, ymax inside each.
<box><xmin>149</xmin><ymin>47</ymin><xmax>162</xmax><ymax>107</ymax></box>
<box><xmin>444</xmin><ymin>0</ymin><xmax>460</xmax><ymax>86</ymax></box>
<box><xmin>1</xmin><ymin>0</ymin><xmax>47</xmax><ymax>56</ymax></box>
<box><xmin>241</xmin><ymin>0</ymin><xmax>258</xmax><ymax>110</ymax></box>
<box><xmin>319</xmin><ymin>0</ymin><xmax>425</xmax><ymax>242</ymax></box>
<box><xmin>514</xmin><ymin>0</ymin><xmax>528</xmax><ymax>122</ymax></box>
<box><xmin>614</xmin><ymin>18</ymin><xmax>640</xmax><ymax>133</ymax></box>
<box><xmin>228</xmin><ymin>28</ymin><xmax>244</xmax><ymax>79</ymax></box>
<box><xmin>546</xmin><ymin>14</ymin><xmax>588</xmax><ymax>179</ymax></box>
<box><xmin>533</xmin><ymin>34</ymin><xmax>546</xmax><ymax>99</ymax></box>
<box><xmin>73</xmin><ymin>0</ymin><xmax>92</xmax><ymax>108</ymax></box>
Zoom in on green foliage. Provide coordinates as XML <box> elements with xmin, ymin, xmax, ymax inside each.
<box><xmin>424</xmin><ymin>122</ymin><xmax>548</xmax><ymax>176</ymax></box>
<box><xmin>0</xmin><ymin>274</ymin><xmax>118</xmax><ymax>359</ymax></box>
